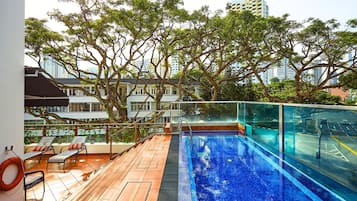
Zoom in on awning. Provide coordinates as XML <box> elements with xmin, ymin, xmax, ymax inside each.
<box><xmin>25</xmin><ymin>67</ymin><xmax>69</xmax><ymax>107</ymax></box>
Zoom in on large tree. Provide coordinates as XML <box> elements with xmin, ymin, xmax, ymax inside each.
<box><xmin>141</xmin><ymin>0</ymin><xmax>189</xmax><ymax>111</ymax></box>
<box><xmin>252</xmin><ymin>18</ymin><xmax>357</xmax><ymax>103</ymax></box>
<box><xmin>172</xmin><ymin>10</ymin><xmax>263</xmax><ymax>101</ymax></box>
<box><xmin>25</xmin><ymin>0</ymin><xmax>186</xmax><ymax>122</ymax></box>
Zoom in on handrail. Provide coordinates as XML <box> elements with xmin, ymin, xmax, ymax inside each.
<box><xmin>109</xmin><ymin>110</ymin><xmax>166</xmax><ymax>159</ymax></box>
<box><xmin>24</xmin><ymin>109</ymin><xmax>169</xmax><ymax>128</ymax></box>
<box><xmin>181</xmin><ymin>117</ymin><xmax>193</xmax><ymax>150</ymax></box>
<box><xmin>108</xmin><ymin>122</ymin><xmax>164</xmax><ymax>159</ymax></box>
<box><xmin>173</xmin><ymin>101</ymin><xmax>357</xmax><ymax>111</ymax></box>
<box><xmin>110</xmin><ymin>133</ymin><xmax>156</xmax><ymax>160</ymax></box>
<box><xmin>24</xmin><ymin>109</ymin><xmax>168</xmax><ymax>147</ymax></box>
<box><xmin>24</xmin><ymin>122</ymin><xmax>130</xmax><ymax>127</ymax></box>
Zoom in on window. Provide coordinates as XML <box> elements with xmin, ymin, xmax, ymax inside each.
<box><xmin>68</xmin><ymin>88</ymin><xmax>85</xmax><ymax>96</ymax></box>
<box><xmin>68</xmin><ymin>89</ymin><xmax>76</xmax><ymax>96</ymax></box>
<box><xmin>160</xmin><ymin>102</ymin><xmax>171</xmax><ymax>110</ymax></box>
<box><xmin>76</xmin><ymin>89</ymin><xmax>84</xmax><ymax>96</ymax></box>
<box><xmin>135</xmin><ymin>87</ymin><xmax>144</xmax><ymax>95</ymax></box>
<box><xmin>91</xmin><ymin>103</ymin><xmax>105</xmax><ymax>112</ymax></box>
<box><xmin>164</xmin><ymin>88</ymin><xmax>170</xmax><ymax>95</ymax></box>
<box><xmin>171</xmin><ymin>103</ymin><xmax>179</xmax><ymax>110</ymax></box>
<box><xmin>47</xmin><ymin>106</ymin><xmax>68</xmax><ymax>112</ymax></box>
<box><xmin>172</xmin><ymin>88</ymin><xmax>177</xmax><ymax>95</ymax></box>
<box><xmin>90</xmin><ymin>86</ymin><xmax>96</xmax><ymax>94</ymax></box>
<box><xmin>151</xmin><ymin>88</ymin><xmax>156</xmax><ymax>95</ymax></box>
<box><xmin>69</xmin><ymin>103</ymin><xmax>90</xmax><ymax>112</ymax></box>
<box><xmin>131</xmin><ymin>102</ymin><xmax>150</xmax><ymax>112</ymax></box>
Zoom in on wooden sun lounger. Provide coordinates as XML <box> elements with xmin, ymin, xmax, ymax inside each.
<box><xmin>23</xmin><ymin>151</ymin><xmax>43</xmax><ymax>161</ymax></box>
<box><xmin>47</xmin><ymin>136</ymin><xmax>87</xmax><ymax>170</ymax></box>
<box><xmin>47</xmin><ymin>150</ymin><xmax>80</xmax><ymax>170</ymax></box>
<box><xmin>23</xmin><ymin>136</ymin><xmax>56</xmax><ymax>163</ymax></box>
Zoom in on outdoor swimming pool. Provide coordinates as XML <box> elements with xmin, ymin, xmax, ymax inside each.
<box><xmin>179</xmin><ymin>132</ymin><xmax>345</xmax><ymax>201</ymax></box>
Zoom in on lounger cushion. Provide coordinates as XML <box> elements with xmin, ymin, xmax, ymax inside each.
<box><xmin>25</xmin><ymin>174</ymin><xmax>43</xmax><ymax>188</ymax></box>
<box><xmin>68</xmin><ymin>143</ymin><xmax>82</xmax><ymax>150</ymax></box>
<box><xmin>23</xmin><ymin>151</ymin><xmax>42</xmax><ymax>161</ymax></box>
<box><xmin>33</xmin><ymin>146</ymin><xmax>47</xmax><ymax>152</ymax></box>
<box><xmin>48</xmin><ymin>150</ymin><xmax>79</xmax><ymax>163</ymax></box>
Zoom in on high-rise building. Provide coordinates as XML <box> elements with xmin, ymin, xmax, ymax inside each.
<box><xmin>246</xmin><ymin>58</ymin><xmax>296</xmax><ymax>85</ymax></box>
<box><xmin>313</xmin><ymin>67</ymin><xmax>322</xmax><ymax>85</ymax></box>
<box><xmin>227</xmin><ymin>0</ymin><xmax>269</xmax><ymax>17</ymax></box>
<box><xmin>227</xmin><ymin>0</ymin><xmax>269</xmax><ymax>84</ymax></box>
<box><xmin>170</xmin><ymin>54</ymin><xmax>180</xmax><ymax>76</ymax></box>
<box><xmin>273</xmin><ymin>58</ymin><xmax>295</xmax><ymax>81</ymax></box>
<box><xmin>41</xmin><ymin>55</ymin><xmax>70</xmax><ymax>78</ymax></box>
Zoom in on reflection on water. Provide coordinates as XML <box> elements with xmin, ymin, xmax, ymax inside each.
<box><xmin>189</xmin><ymin>136</ymin><xmax>328</xmax><ymax>201</ymax></box>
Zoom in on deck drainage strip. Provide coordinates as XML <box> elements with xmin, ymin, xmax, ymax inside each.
<box><xmin>158</xmin><ymin>135</ymin><xmax>179</xmax><ymax>201</ymax></box>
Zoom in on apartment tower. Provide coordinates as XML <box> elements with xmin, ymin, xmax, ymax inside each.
<box><xmin>228</xmin><ymin>0</ymin><xmax>269</xmax><ymax>17</ymax></box>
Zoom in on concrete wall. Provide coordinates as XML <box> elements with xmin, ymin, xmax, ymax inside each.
<box><xmin>0</xmin><ymin>0</ymin><xmax>24</xmax><ymax>200</ymax></box>
<box><xmin>328</xmin><ymin>88</ymin><xmax>350</xmax><ymax>101</ymax></box>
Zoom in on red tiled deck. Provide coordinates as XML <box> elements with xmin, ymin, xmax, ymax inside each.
<box><xmin>25</xmin><ymin>135</ymin><xmax>171</xmax><ymax>201</ymax></box>
<box><xmin>25</xmin><ymin>154</ymin><xmax>110</xmax><ymax>201</ymax></box>
<box><xmin>70</xmin><ymin>135</ymin><xmax>171</xmax><ymax>201</ymax></box>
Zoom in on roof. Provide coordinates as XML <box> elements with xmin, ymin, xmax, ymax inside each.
<box><xmin>25</xmin><ymin>67</ymin><xmax>69</xmax><ymax>107</ymax></box>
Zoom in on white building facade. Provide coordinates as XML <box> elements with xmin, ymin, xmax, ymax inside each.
<box><xmin>24</xmin><ymin>78</ymin><xmax>199</xmax><ymax>123</ymax></box>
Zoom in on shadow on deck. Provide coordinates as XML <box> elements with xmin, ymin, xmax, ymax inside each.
<box><xmin>25</xmin><ymin>135</ymin><xmax>171</xmax><ymax>201</ymax></box>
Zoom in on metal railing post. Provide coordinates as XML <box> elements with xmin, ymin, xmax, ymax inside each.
<box><xmin>109</xmin><ymin>135</ymin><xmax>113</xmax><ymax>160</ymax></box>
<box><xmin>42</xmin><ymin>126</ymin><xmax>46</xmax><ymax>137</ymax></box>
<box><xmin>105</xmin><ymin>125</ymin><xmax>109</xmax><ymax>144</ymax></box>
<box><xmin>74</xmin><ymin>125</ymin><xmax>78</xmax><ymax>136</ymax></box>
<box><xmin>134</xmin><ymin>122</ymin><xmax>138</xmax><ymax>142</ymax></box>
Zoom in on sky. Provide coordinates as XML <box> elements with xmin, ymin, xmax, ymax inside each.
<box><xmin>25</xmin><ymin>0</ymin><xmax>357</xmax><ymax>24</ymax></box>
<box><xmin>24</xmin><ymin>0</ymin><xmax>356</xmax><ymax>66</ymax></box>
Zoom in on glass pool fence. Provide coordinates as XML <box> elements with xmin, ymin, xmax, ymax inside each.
<box><xmin>171</xmin><ymin>101</ymin><xmax>357</xmax><ymax>198</ymax></box>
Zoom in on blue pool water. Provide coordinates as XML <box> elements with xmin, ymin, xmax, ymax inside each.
<box><xmin>179</xmin><ymin>133</ymin><xmax>345</xmax><ymax>201</ymax></box>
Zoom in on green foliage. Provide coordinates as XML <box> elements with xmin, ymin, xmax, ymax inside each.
<box><xmin>344</xmin><ymin>98</ymin><xmax>356</xmax><ymax>106</ymax></box>
<box><xmin>347</xmin><ymin>18</ymin><xmax>357</xmax><ymax>28</ymax></box>
<box><xmin>219</xmin><ymin>81</ymin><xmax>258</xmax><ymax>101</ymax></box>
<box><xmin>340</xmin><ymin>72</ymin><xmax>357</xmax><ymax>89</ymax></box>
<box><xmin>270</xmin><ymin>77</ymin><xmax>280</xmax><ymax>83</ymax></box>
<box><xmin>312</xmin><ymin>91</ymin><xmax>341</xmax><ymax>105</ymax></box>
<box><xmin>254</xmin><ymin>80</ymin><xmax>296</xmax><ymax>102</ymax></box>
<box><xmin>25</xmin><ymin>18</ymin><xmax>63</xmax><ymax>62</ymax></box>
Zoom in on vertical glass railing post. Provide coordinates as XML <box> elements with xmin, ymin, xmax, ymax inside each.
<box><xmin>279</xmin><ymin>104</ymin><xmax>285</xmax><ymax>153</ymax></box>
<box><xmin>236</xmin><ymin>102</ymin><xmax>239</xmax><ymax>124</ymax></box>
<box><xmin>243</xmin><ymin>103</ymin><xmax>247</xmax><ymax>126</ymax></box>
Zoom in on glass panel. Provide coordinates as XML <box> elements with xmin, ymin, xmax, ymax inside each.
<box><xmin>78</xmin><ymin>126</ymin><xmax>106</xmax><ymax>143</ymax></box>
<box><xmin>24</xmin><ymin>125</ymin><xmax>108</xmax><ymax>144</ymax></box>
<box><xmin>284</xmin><ymin>105</ymin><xmax>357</xmax><ymax>197</ymax></box>
<box><xmin>179</xmin><ymin>102</ymin><xmax>237</xmax><ymax>123</ymax></box>
<box><xmin>244</xmin><ymin>103</ymin><xmax>279</xmax><ymax>152</ymax></box>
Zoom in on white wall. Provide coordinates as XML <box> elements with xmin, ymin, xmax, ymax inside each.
<box><xmin>0</xmin><ymin>0</ymin><xmax>24</xmax><ymax>200</ymax></box>
<box><xmin>25</xmin><ymin>111</ymin><xmax>109</xmax><ymax>120</ymax></box>
<box><xmin>25</xmin><ymin>143</ymin><xmax>134</xmax><ymax>154</ymax></box>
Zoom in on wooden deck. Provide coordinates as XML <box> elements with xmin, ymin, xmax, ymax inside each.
<box><xmin>25</xmin><ymin>135</ymin><xmax>171</xmax><ymax>201</ymax></box>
